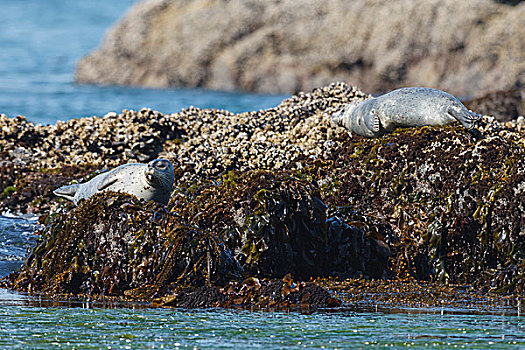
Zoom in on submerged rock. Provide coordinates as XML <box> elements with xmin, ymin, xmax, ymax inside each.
<box><xmin>161</xmin><ymin>275</ymin><xmax>340</xmax><ymax>309</ymax></box>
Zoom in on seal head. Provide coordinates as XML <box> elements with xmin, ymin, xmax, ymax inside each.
<box><xmin>332</xmin><ymin>99</ymin><xmax>382</xmax><ymax>138</ymax></box>
<box><xmin>144</xmin><ymin>159</ymin><xmax>175</xmax><ymax>190</ymax></box>
<box><xmin>54</xmin><ymin>159</ymin><xmax>175</xmax><ymax>205</ymax></box>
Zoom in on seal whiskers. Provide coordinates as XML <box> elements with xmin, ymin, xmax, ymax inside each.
<box><xmin>447</xmin><ymin>105</ymin><xmax>482</xmax><ymax>129</ymax></box>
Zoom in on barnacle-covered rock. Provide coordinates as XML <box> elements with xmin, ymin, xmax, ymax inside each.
<box><xmin>0</xmin><ymin>83</ymin><xmax>362</xmax><ymax>213</ymax></box>
<box><xmin>76</xmin><ymin>0</ymin><xmax>525</xmax><ymax>98</ymax></box>
<box><xmin>464</xmin><ymin>88</ymin><xmax>524</xmax><ymax>122</ymax></box>
<box><xmin>1</xmin><ymin>82</ymin><xmax>525</xmax><ymax>307</ymax></box>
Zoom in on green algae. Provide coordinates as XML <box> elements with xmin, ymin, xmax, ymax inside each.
<box><xmin>0</xmin><ymin>186</ymin><xmax>16</xmax><ymax>199</ymax></box>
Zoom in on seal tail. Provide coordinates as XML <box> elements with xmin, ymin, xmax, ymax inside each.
<box><xmin>448</xmin><ymin>106</ymin><xmax>482</xmax><ymax>129</ymax></box>
<box><xmin>53</xmin><ymin>184</ymin><xmax>79</xmax><ymax>202</ymax></box>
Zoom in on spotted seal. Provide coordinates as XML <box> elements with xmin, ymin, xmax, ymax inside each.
<box><xmin>331</xmin><ymin>87</ymin><xmax>481</xmax><ymax>137</ymax></box>
<box><xmin>54</xmin><ymin>159</ymin><xmax>175</xmax><ymax>205</ymax></box>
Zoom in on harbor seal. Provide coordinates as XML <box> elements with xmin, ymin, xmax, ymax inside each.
<box><xmin>331</xmin><ymin>87</ymin><xmax>481</xmax><ymax>137</ymax></box>
<box><xmin>54</xmin><ymin>159</ymin><xmax>175</xmax><ymax>205</ymax></box>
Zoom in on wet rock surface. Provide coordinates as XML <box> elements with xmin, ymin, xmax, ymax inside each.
<box><xmin>76</xmin><ymin>0</ymin><xmax>525</xmax><ymax>98</ymax></box>
<box><xmin>1</xmin><ymin>82</ymin><xmax>524</xmax><ymax>308</ymax></box>
<box><xmin>160</xmin><ymin>275</ymin><xmax>340</xmax><ymax>309</ymax></box>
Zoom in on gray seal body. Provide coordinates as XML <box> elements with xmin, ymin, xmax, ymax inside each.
<box><xmin>54</xmin><ymin>159</ymin><xmax>175</xmax><ymax>205</ymax></box>
<box><xmin>331</xmin><ymin>87</ymin><xmax>481</xmax><ymax>137</ymax></box>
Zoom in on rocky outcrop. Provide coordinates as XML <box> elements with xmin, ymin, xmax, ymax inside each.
<box><xmin>76</xmin><ymin>0</ymin><xmax>525</xmax><ymax>97</ymax></box>
<box><xmin>1</xmin><ymin>83</ymin><xmax>525</xmax><ymax>306</ymax></box>
<box><xmin>0</xmin><ymin>83</ymin><xmax>367</xmax><ymax>213</ymax></box>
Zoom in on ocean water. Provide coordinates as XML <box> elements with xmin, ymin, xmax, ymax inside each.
<box><xmin>0</xmin><ymin>290</ymin><xmax>523</xmax><ymax>349</ymax></box>
<box><xmin>0</xmin><ymin>1</ymin><xmax>523</xmax><ymax>348</ymax></box>
<box><xmin>0</xmin><ymin>0</ymin><xmax>286</xmax><ymax>125</ymax></box>
<box><xmin>0</xmin><ymin>215</ymin><xmax>39</xmax><ymax>280</ymax></box>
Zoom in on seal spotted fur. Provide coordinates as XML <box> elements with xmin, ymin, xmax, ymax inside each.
<box><xmin>331</xmin><ymin>87</ymin><xmax>481</xmax><ymax>137</ymax></box>
<box><xmin>54</xmin><ymin>159</ymin><xmax>175</xmax><ymax>205</ymax></box>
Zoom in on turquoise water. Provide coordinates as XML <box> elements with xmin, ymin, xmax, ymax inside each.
<box><xmin>1</xmin><ymin>1</ymin><xmax>524</xmax><ymax>348</ymax></box>
<box><xmin>0</xmin><ymin>0</ymin><xmax>286</xmax><ymax>125</ymax></box>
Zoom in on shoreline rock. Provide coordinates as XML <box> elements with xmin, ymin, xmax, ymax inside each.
<box><xmin>1</xmin><ymin>82</ymin><xmax>524</xmax><ymax>308</ymax></box>
<box><xmin>76</xmin><ymin>0</ymin><xmax>525</xmax><ymax>98</ymax></box>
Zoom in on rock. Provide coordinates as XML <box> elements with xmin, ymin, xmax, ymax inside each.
<box><xmin>160</xmin><ymin>276</ymin><xmax>341</xmax><ymax>309</ymax></box>
<box><xmin>463</xmin><ymin>88</ymin><xmax>524</xmax><ymax>122</ymax></box>
<box><xmin>76</xmin><ymin>0</ymin><xmax>525</xmax><ymax>97</ymax></box>
<box><xmin>0</xmin><ymin>83</ymin><xmax>364</xmax><ymax>213</ymax></box>
<box><xmin>4</xmin><ymin>176</ymin><xmax>387</xmax><ymax>304</ymax></box>
<box><xmin>1</xmin><ymin>83</ymin><xmax>525</xmax><ymax>304</ymax></box>
<box><xmin>317</xmin><ymin>125</ymin><xmax>525</xmax><ymax>291</ymax></box>
<box><xmin>3</xmin><ymin>82</ymin><xmax>522</xmax><ymax>214</ymax></box>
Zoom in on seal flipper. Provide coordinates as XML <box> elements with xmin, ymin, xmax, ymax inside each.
<box><xmin>54</xmin><ymin>184</ymin><xmax>80</xmax><ymax>201</ymax></box>
<box><xmin>447</xmin><ymin>106</ymin><xmax>481</xmax><ymax>129</ymax></box>
<box><xmin>97</xmin><ymin>172</ymin><xmax>120</xmax><ymax>191</ymax></box>
<box><xmin>365</xmin><ymin>110</ymin><xmax>381</xmax><ymax>133</ymax></box>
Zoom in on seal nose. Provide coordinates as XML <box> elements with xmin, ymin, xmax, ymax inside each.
<box><xmin>155</xmin><ymin>159</ymin><xmax>169</xmax><ymax>170</ymax></box>
<box><xmin>149</xmin><ymin>159</ymin><xmax>170</xmax><ymax>170</ymax></box>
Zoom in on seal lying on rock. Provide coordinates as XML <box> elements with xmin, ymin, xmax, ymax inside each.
<box><xmin>54</xmin><ymin>159</ymin><xmax>175</xmax><ymax>205</ymax></box>
<box><xmin>331</xmin><ymin>87</ymin><xmax>481</xmax><ymax>137</ymax></box>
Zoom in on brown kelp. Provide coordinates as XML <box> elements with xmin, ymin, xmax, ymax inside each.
<box><xmin>5</xmin><ymin>169</ymin><xmax>393</xmax><ymax>306</ymax></box>
<box><xmin>313</xmin><ymin>126</ymin><xmax>525</xmax><ymax>292</ymax></box>
<box><xmin>6</xmin><ymin>191</ymin><xmax>242</xmax><ymax>300</ymax></box>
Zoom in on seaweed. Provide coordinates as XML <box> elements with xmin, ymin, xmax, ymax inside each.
<box><xmin>2</xmin><ymin>85</ymin><xmax>524</xmax><ymax>306</ymax></box>
<box><xmin>308</xmin><ymin>125</ymin><xmax>525</xmax><ymax>292</ymax></box>
<box><xmin>5</xmin><ymin>168</ymin><xmax>395</xmax><ymax>303</ymax></box>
